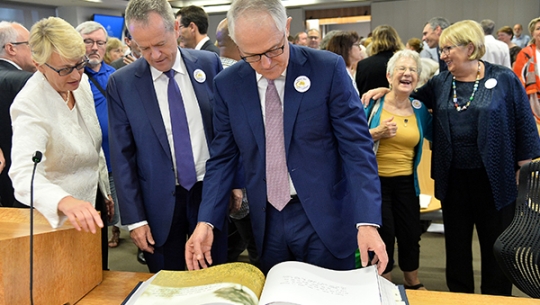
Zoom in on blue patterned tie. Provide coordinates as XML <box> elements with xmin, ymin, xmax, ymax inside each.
<box><xmin>164</xmin><ymin>70</ymin><xmax>197</xmax><ymax>190</ymax></box>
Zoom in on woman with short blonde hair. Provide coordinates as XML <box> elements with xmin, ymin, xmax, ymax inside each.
<box><xmin>10</xmin><ymin>16</ymin><xmax>112</xmax><ymax>270</ymax></box>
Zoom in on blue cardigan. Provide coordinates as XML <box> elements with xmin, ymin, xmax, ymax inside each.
<box><xmin>412</xmin><ymin>61</ymin><xmax>540</xmax><ymax>210</ymax></box>
<box><xmin>365</xmin><ymin>95</ymin><xmax>433</xmax><ymax>195</ymax></box>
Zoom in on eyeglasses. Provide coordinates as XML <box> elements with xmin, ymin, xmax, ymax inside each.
<box><xmin>308</xmin><ymin>36</ymin><xmax>319</xmax><ymax>40</ymax></box>
<box><xmin>240</xmin><ymin>36</ymin><xmax>286</xmax><ymax>63</ymax></box>
<box><xmin>395</xmin><ymin>66</ymin><xmax>418</xmax><ymax>74</ymax></box>
<box><xmin>439</xmin><ymin>45</ymin><xmax>462</xmax><ymax>56</ymax></box>
<box><xmin>354</xmin><ymin>42</ymin><xmax>362</xmax><ymax>48</ymax></box>
<box><xmin>44</xmin><ymin>58</ymin><xmax>88</xmax><ymax>76</ymax></box>
<box><xmin>2</xmin><ymin>41</ymin><xmax>29</xmax><ymax>49</ymax></box>
<box><xmin>83</xmin><ymin>39</ymin><xmax>107</xmax><ymax>47</ymax></box>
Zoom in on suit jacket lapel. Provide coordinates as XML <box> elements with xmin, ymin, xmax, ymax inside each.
<box><xmin>134</xmin><ymin>60</ymin><xmax>172</xmax><ymax>160</ymax></box>
<box><xmin>180</xmin><ymin>48</ymin><xmax>214</xmax><ymax>144</ymax></box>
<box><xmin>283</xmin><ymin>44</ymin><xmax>309</xmax><ymax>153</ymax></box>
<box><xmin>237</xmin><ymin>63</ymin><xmax>266</xmax><ymax>158</ymax></box>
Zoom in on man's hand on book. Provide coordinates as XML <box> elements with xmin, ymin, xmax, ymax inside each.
<box><xmin>186</xmin><ymin>222</ymin><xmax>214</xmax><ymax>270</ymax></box>
<box><xmin>130</xmin><ymin>225</ymin><xmax>155</xmax><ymax>254</ymax></box>
<box><xmin>357</xmin><ymin>226</ymin><xmax>388</xmax><ymax>275</ymax></box>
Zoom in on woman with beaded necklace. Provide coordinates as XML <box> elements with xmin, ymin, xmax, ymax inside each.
<box><xmin>363</xmin><ymin>20</ymin><xmax>540</xmax><ymax>296</ymax></box>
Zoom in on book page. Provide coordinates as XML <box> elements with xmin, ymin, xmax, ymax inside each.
<box><xmin>132</xmin><ymin>262</ymin><xmax>265</xmax><ymax>305</ymax></box>
<box><xmin>259</xmin><ymin>262</ymin><xmax>382</xmax><ymax>305</ymax></box>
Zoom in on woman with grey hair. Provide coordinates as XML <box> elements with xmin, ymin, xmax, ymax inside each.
<box><xmin>364</xmin><ymin>49</ymin><xmax>432</xmax><ymax>289</ymax></box>
<box><xmin>9</xmin><ymin>17</ymin><xmax>112</xmax><ymax>269</ymax></box>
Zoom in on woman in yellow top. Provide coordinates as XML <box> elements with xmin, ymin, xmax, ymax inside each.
<box><xmin>364</xmin><ymin>49</ymin><xmax>432</xmax><ymax>289</ymax></box>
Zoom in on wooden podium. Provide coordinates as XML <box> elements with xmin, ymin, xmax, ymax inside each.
<box><xmin>0</xmin><ymin>208</ymin><xmax>102</xmax><ymax>305</ymax></box>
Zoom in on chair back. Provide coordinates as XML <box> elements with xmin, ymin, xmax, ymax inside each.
<box><xmin>494</xmin><ymin>160</ymin><xmax>540</xmax><ymax>298</ymax></box>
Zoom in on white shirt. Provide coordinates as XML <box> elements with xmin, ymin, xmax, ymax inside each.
<box><xmin>0</xmin><ymin>58</ymin><xmax>22</xmax><ymax>70</ymax></box>
<box><xmin>256</xmin><ymin>71</ymin><xmax>298</xmax><ymax>196</ymax></box>
<box><xmin>482</xmin><ymin>35</ymin><xmax>511</xmax><ymax>68</ymax></box>
<box><xmin>128</xmin><ymin>49</ymin><xmax>210</xmax><ymax>231</ymax></box>
<box><xmin>195</xmin><ymin>36</ymin><xmax>210</xmax><ymax>51</ymax></box>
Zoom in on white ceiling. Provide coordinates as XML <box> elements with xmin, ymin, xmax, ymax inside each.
<box><xmin>6</xmin><ymin>0</ymin><xmax>371</xmax><ymax>13</ymax></box>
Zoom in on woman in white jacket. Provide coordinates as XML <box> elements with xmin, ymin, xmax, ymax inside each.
<box><xmin>9</xmin><ymin>17</ymin><xmax>112</xmax><ymax>268</ymax></box>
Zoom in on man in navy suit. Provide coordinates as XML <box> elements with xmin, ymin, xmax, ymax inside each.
<box><xmin>186</xmin><ymin>0</ymin><xmax>387</xmax><ymax>274</ymax></box>
<box><xmin>175</xmin><ymin>6</ymin><xmax>220</xmax><ymax>55</ymax></box>
<box><xmin>107</xmin><ymin>0</ymin><xmax>231</xmax><ymax>272</ymax></box>
<box><xmin>0</xmin><ymin>21</ymin><xmax>34</xmax><ymax>207</ymax></box>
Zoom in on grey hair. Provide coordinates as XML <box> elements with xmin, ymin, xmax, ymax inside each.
<box><xmin>0</xmin><ymin>21</ymin><xmax>21</xmax><ymax>57</ymax></box>
<box><xmin>125</xmin><ymin>0</ymin><xmax>175</xmax><ymax>32</ymax></box>
<box><xmin>427</xmin><ymin>16</ymin><xmax>450</xmax><ymax>31</ymax></box>
<box><xmin>319</xmin><ymin>30</ymin><xmax>341</xmax><ymax>50</ymax></box>
<box><xmin>386</xmin><ymin>49</ymin><xmax>422</xmax><ymax>77</ymax></box>
<box><xmin>75</xmin><ymin>21</ymin><xmax>108</xmax><ymax>39</ymax></box>
<box><xmin>227</xmin><ymin>0</ymin><xmax>287</xmax><ymax>43</ymax></box>
<box><xmin>480</xmin><ymin>19</ymin><xmax>495</xmax><ymax>35</ymax></box>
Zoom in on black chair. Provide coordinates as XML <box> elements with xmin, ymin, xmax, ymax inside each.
<box><xmin>494</xmin><ymin>160</ymin><xmax>540</xmax><ymax>298</ymax></box>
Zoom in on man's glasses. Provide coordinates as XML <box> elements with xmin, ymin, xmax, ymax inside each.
<box><xmin>44</xmin><ymin>58</ymin><xmax>88</xmax><ymax>76</ymax></box>
<box><xmin>83</xmin><ymin>39</ymin><xmax>107</xmax><ymax>47</ymax></box>
<box><xmin>240</xmin><ymin>36</ymin><xmax>286</xmax><ymax>63</ymax></box>
<box><xmin>2</xmin><ymin>41</ymin><xmax>29</xmax><ymax>49</ymax></box>
<box><xmin>439</xmin><ymin>45</ymin><xmax>462</xmax><ymax>56</ymax></box>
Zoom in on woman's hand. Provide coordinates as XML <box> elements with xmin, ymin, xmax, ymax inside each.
<box><xmin>361</xmin><ymin>87</ymin><xmax>391</xmax><ymax>106</ymax></box>
<box><xmin>105</xmin><ymin>195</ymin><xmax>114</xmax><ymax>223</ymax></box>
<box><xmin>370</xmin><ymin>116</ymin><xmax>397</xmax><ymax>141</ymax></box>
<box><xmin>0</xmin><ymin>148</ymin><xmax>5</xmax><ymax>174</ymax></box>
<box><xmin>58</xmin><ymin>196</ymin><xmax>103</xmax><ymax>233</ymax></box>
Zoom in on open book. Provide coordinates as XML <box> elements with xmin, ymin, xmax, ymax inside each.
<box><xmin>124</xmin><ymin>261</ymin><xmax>408</xmax><ymax>305</ymax></box>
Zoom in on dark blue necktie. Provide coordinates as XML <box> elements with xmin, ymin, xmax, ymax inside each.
<box><xmin>164</xmin><ymin>70</ymin><xmax>197</xmax><ymax>190</ymax></box>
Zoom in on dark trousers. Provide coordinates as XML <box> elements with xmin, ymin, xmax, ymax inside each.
<box><xmin>95</xmin><ymin>190</ymin><xmax>108</xmax><ymax>270</ymax></box>
<box><xmin>227</xmin><ymin>214</ymin><xmax>260</xmax><ymax>267</ymax></box>
<box><xmin>442</xmin><ymin>168</ymin><xmax>514</xmax><ymax>296</ymax></box>
<box><xmin>0</xmin><ymin>165</ymin><xmax>15</xmax><ymax>207</ymax></box>
<box><xmin>143</xmin><ymin>182</ymin><xmax>228</xmax><ymax>273</ymax></box>
<box><xmin>260</xmin><ymin>197</ymin><xmax>355</xmax><ymax>274</ymax></box>
<box><xmin>378</xmin><ymin>175</ymin><xmax>421</xmax><ymax>274</ymax></box>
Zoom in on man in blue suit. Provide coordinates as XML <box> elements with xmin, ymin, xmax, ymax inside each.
<box><xmin>186</xmin><ymin>0</ymin><xmax>388</xmax><ymax>274</ymax></box>
<box><xmin>107</xmin><ymin>0</ymin><xmax>231</xmax><ymax>272</ymax></box>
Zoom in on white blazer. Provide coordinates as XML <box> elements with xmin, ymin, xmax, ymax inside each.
<box><xmin>9</xmin><ymin>72</ymin><xmax>110</xmax><ymax>228</ymax></box>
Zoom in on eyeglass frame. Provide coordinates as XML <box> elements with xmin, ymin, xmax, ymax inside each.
<box><xmin>439</xmin><ymin>44</ymin><xmax>463</xmax><ymax>56</ymax></box>
<box><xmin>240</xmin><ymin>35</ymin><xmax>286</xmax><ymax>63</ymax></box>
<box><xmin>2</xmin><ymin>41</ymin><xmax>29</xmax><ymax>49</ymax></box>
<box><xmin>44</xmin><ymin>57</ymin><xmax>88</xmax><ymax>76</ymax></box>
<box><xmin>83</xmin><ymin>38</ymin><xmax>107</xmax><ymax>47</ymax></box>
<box><xmin>394</xmin><ymin>66</ymin><xmax>418</xmax><ymax>74</ymax></box>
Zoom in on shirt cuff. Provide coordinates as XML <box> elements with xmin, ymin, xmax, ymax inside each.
<box><xmin>127</xmin><ymin>220</ymin><xmax>148</xmax><ymax>231</ymax></box>
<box><xmin>356</xmin><ymin>223</ymin><xmax>380</xmax><ymax>229</ymax></box>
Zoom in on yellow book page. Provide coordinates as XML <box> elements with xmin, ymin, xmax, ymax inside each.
<box><xmin>133</xmin><ymin>262</ymin><xmax>265</xmax><ymax>305</ymax></box>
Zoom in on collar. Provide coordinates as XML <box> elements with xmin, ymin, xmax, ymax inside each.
<box><xmin>195</xmin><ymin>36</ymin><xmax>210</xmax><ymax>50</ymax></box>
<box><xmin>0</xmin><ymin>58</ymin><xmax>22</xmax><ymax>70</ymax></box>
<box><xmin>256</xmin><ymin>69</ymin><xmax>287</xmax><ymax>82</ymax></box>
<box><xmin>150</xmin><ymin>48</ymin><xmax>185</xmax><ymax>81</ymax></box>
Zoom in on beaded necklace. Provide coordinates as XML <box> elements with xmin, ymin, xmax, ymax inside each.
<box><xmin>452</xmin><ymin>61</ymin><xmax>481</xmax><ymax>112</ymax></box>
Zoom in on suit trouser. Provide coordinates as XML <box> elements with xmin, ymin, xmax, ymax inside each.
<box><xmin>442</xmin><ymin>168</ymin><xmax>514</xmax><ymax>296</ymax></box>
<box><xmin>260</xmin><ymin>197</ymin><xmax>356</xmax><ymax>274</ymax></box>
<box><xmin>143</xmin><ymin>182</ymin><xmax>228</xmax><ymax>273</ymax></box>
<box><xmin>378</xmin><ymin>175</ymin><xmax>421</xmax><ymax>274</ymax></box>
